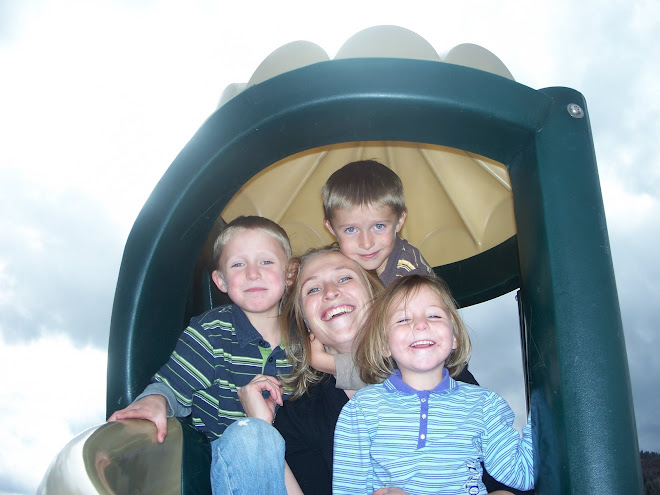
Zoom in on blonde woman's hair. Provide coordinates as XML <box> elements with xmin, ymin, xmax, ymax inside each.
<box><xmin>280</xmin><ymin>245</ymin><xmax>384</xmax><ymax>398</ymax></box>
<box><xmin>321</xmin><ymin>160</ymin><xmax>406</xmax><ymax>222</ymax></box>
<box><xmin>355</xmin><ymin>274</ymin><xmax>471</xmax><ymax>384</ymax></box>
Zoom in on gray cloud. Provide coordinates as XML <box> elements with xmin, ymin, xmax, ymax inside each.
<box><xmin>0</xmin><ymin>167</ymin><xmax>122</xmax><ymax>348</ymax></box>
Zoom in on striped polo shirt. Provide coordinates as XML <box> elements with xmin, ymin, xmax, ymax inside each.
<box><xmin>152</xmin><ymin>304</ymin><xmax>291</xmax><ymax>439</ymax></box>
<box><xmin>333</xmin><ymin>370</ymin><xmax>534</xmax><ymax>494</ymax></box>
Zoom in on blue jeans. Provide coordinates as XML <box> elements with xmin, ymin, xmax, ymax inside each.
<box><xmin>210</xmin><ymin>418</ymin><xmax>287</xmax><ymax>495</ymax></box>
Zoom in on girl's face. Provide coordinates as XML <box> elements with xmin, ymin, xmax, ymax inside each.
<box><xmin>299</xmin><ymin>251</ymin><xmax>371</xmax><ymax>354</ymax></box>
<box><xmin>386</xmin><ymin>284</ymin><xmax>457</xmax><ymax>390</ymax></box>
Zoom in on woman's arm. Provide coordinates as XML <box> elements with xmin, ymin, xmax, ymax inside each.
<box><xmin>285</xmin><ymin>461</ymin><xmax>304</xmax><ymax>495</ymax></box>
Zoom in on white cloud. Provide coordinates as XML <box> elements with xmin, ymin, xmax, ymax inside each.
<box><xmin>0</xmin><ymin>335</ymin><xmax>106</xmax><ymax>495</ymax></box>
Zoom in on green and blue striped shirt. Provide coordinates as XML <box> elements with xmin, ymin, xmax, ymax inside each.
<box><xmin>152</xmin><ymin>304</ymin><xmax>291</xmax><ymax>439</ymax></box>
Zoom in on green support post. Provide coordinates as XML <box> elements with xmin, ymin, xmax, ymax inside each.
<box><xmin>509</xmin><ymin>87</ymin><xmax>643</xmax><ymax>494</ymax></box>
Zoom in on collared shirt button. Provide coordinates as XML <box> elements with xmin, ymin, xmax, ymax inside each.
<box><xmin>420</xmin><ymin>434</ymin><xmax>426</xmax><ymax>440</ymax></box>
<box><xmin>422</xmin><ymin>413</ymin><xmax>427</xmax><ymax>419</ymax></box>
<box><xmin>420</xmin><ymin>397</ymin><xmax>427</xmax><ymax>403</ymax></box>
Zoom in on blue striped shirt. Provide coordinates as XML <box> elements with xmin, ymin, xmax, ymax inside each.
<box><xmin>152</xmin><ymin>304</ymin><xmax>291</xmax><ymax>439</ymax></box>
<box><xmin>333</xmin><ymin>370</ymin><xmax>533</xmax><ymax>494</ymax></box>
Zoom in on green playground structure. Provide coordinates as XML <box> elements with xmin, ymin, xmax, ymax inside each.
<box><xmin>39</xmin><ymin>26</ymin><xmax>643</xmax><ymax>495</ymax></box>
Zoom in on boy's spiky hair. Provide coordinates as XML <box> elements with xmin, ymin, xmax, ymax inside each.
<box><xmin>321</xmin><ymin>160</ymin><xmax>407</xmax><ymax>221</ymax></box>
<box><xmin>212</xmin><ymin>216</ymin><xmax>292</xmax><ymax>269</ymax></box>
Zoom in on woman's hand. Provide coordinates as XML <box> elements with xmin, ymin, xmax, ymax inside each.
<box><xmin>237</xmin><ymin>374</ymin><xmax>285</xmax><ymax>423</ymax></box>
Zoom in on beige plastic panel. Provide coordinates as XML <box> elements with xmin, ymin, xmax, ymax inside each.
<box><xmin>218</xmin><ymin>26</ymin><xmax>517</xmax><ymax>265</ymax></box>
<box><xmin>334</xmin><ymin>25</ymin><xmax>441</xmax><ymax>61</ymax></box>
<box><xmin>222</xmin><ymin>141</ymin><xmax>516</xmax><ymax>266</ymax></box>
<box><xmin>219</xmin><ymin>25</ymin><xmax>515</xmax><ymax>108</ymax></box>
<box><xmin>37</xmin><ymin>418</ymin><xmax>183</xmax><ymax>495</ymax></box>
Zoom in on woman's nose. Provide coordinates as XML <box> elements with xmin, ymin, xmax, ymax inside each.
<box><xmin>323</xmin><ymin>284</ymin><xmax>340</xmax><ymax>300</ymax></box>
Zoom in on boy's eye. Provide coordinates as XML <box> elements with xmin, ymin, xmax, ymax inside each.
<box><xmin>261</xmin><ymin>260</ymin><xmax>274</xmax><ymax>265</ymax></box>
<box><xmin>374</xmin><ymin>223</ymin><xmax>386</xmax><ymax>231</ymax></box>
<box><xmin>344</xmin><ymin>227</ymin><xmax>357</xmax><ymax>234</ymax></box>
<box><xmin>231</xmin><ymin>262</ymin><xmax>244</xmax><ymax>268</ymax></box>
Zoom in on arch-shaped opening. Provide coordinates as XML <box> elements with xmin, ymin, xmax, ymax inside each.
<box><xmin>104</xmin><ymin>55</ymin><xmax>640</xmax><ymax>495</ymax></box>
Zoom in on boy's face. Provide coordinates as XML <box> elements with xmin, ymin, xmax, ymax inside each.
<box><xmin>324</xmin><ymin>203</ymin><xmax>406</xmax><ymax>275</ymax></box>
<box><xmin>211</xmin><ymin>229</ymin><xmax>288</xmax><ymax>318</ymax></box>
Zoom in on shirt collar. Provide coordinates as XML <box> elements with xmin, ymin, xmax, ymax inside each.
<box><xmin>231</xmin><ymin>304</ymin><xmax>265</xmax><ymax>347</ymax></box>
<box><xmin>384</xmin><ymin>368</ymin><xmax>455</xmax><ymax>395</ymax></box>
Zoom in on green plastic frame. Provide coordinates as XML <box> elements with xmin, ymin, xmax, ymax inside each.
<box><xmin>107</xmin><ymin>58</ymin><xmax>642</xmax><ymax>494</ymax></box>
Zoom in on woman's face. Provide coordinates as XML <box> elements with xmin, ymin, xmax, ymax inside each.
<box><xmin>299</xmin><ymin>251</ymin><xmax>371</xmax><ymax>354</ymax></box>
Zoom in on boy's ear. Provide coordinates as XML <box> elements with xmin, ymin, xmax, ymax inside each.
<box><xmin>211</xmin><ymin>270</ymin><xmax>228</xmax><ymax>293</ymax></box>
<box><xmin>395</xmin><ymin>210</ymin><xmax>407</xmax><ymax>233</ymax></box>
<box><xmin>323</xmin><ymin>218</ymin><xmax>337</xmax><ymax>238</ymax></box>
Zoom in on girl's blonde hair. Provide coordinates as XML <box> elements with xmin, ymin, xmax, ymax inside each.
<box><xmin>280</xmin><ymin>245</ymin><xmax>384</xmax><ymax>398</ymax></box>
<box><xmin>355</xmin><ymin>274</ymin><xmax>471</xmax><ymax>384</ymax></box>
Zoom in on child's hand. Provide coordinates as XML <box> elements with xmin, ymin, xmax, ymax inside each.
<box><xmin>309</xmin><ymin>333</ymin><xmax>337</xmax><ymax>374</ymax></box>
<box><xmin>107</xmin><ymin>394</ymin><xmax>169</xmax><ymax>443</ymax></box>
<box><xmin>373</xmin><ymin>488</ymin><xmax>409</xmax><ymax>495</ymax></box>
<box><xmin>237</xmin><ymin>374</ymin><xmax>285</xmax><ymax>423</ymax></box>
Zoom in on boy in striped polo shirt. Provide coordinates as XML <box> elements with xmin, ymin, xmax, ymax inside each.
<box><xmin>108</xmin><ymin>216</ymin><xmax>292</xmax><ymax>443</ymax></box>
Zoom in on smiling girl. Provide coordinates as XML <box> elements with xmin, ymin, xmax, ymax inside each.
<box><xmin>332</xmin><ymin>275</ymin><xmax>534</xmax><ymax>495</ymax></box>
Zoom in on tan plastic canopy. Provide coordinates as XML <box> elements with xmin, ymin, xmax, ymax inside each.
<box><xmin>219</xmin><ymin>26</ymin><xmax>516</xmax><ymax>266</ymax></box>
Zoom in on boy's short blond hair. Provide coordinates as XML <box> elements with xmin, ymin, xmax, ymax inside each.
<box><xmin>355</xmin><ymin>274</ymin><xmax>471</xmax><ymax>384</ymax></box>
<box><xmin>321</xmin><ymin>160</ymin><xmax>407</xmax><ymax>221</ymax></box>
<box><xmin>212</xmin><ymin>216</ymin><xmax>292</xmax><ymax>271</ymax></box>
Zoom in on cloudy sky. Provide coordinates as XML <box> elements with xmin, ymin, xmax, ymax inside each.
<box><xmin>1</xmin><ymin>1</ymin><xmax>658</xmax><ymax>494</ymax></box>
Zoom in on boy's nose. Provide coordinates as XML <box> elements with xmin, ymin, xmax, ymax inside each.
<box><xmin>246</xmin><ymin>264</ymin><xmax>260</xmax><ymax>279</ymax></box>
<box><xmin>358</xmin><ymin>231</ymin><xmax>374</xmax><ymax>250</ymax></box>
